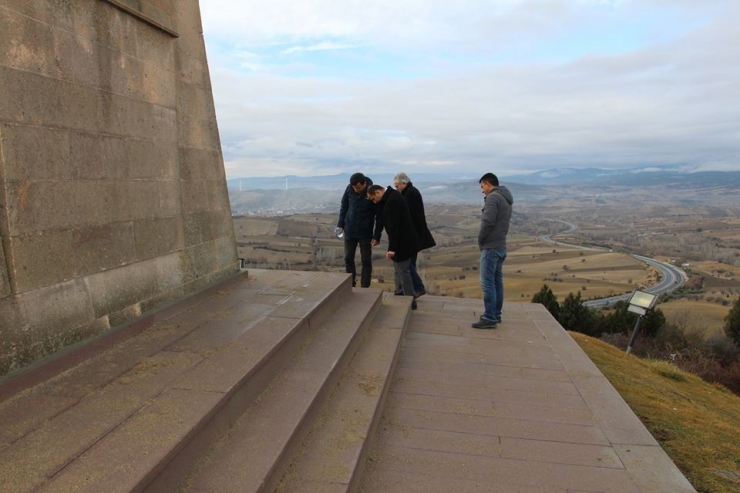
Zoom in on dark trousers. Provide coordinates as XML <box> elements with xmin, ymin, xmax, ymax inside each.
<box><xmin>395</xmin><ymin>252</ymin><xmax>425</xmax><ymax>294</ymax></box>
<box><xmin>344</xmin><ymin>238</ymin><xmax>372</xmax><ymax>287</ymax></box>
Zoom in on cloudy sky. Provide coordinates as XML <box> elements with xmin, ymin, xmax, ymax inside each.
<box><xmin>199</xmin><ymin>0</ymin><xmax>739</xmax><ymax>179</ymax></box>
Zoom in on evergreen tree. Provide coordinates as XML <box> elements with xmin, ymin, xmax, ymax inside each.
<box><xmin>725</xmin><ymin>297</ymin><xmax>740</xmax><ymax>347</ymax></box>
<box><xmin>559</xmin><ymin>291</ymin><xmax>599</xmax><ymax>336</ymax></box>
<box><xmin>531</xmin><ymin>284</ymin><xmax>560</xmax><ymax>321</ymax></box>
<box><xmin>601</xmin><ymin>301</ymin><xmax>666</xmax><ymax>338</ymax></box>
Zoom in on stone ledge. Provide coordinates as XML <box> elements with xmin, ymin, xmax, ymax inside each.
<box><xmin>102</xmin><ymin>0</ymin><xmax>179</xmax><ymax>38</ymax></box>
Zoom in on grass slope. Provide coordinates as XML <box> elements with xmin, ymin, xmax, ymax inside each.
<box><xmin>571</xmin><ymin>332</ymin><xmax>740</xmax><ymax>493</ymax></box>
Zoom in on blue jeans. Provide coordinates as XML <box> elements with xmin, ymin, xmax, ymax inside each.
<box><xmin>479</xmin><ymin>248</ymin><xmax>506</xmax><ymax>321</ymax></box>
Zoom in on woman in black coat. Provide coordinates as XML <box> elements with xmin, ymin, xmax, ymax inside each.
<box><xmin>394</xmin><ymin>173</ymin><xmax>436</xmax><ymax>296</ymax></box>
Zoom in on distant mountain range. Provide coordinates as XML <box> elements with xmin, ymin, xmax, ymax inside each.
<box><xmin>227</xmin><ymin>166</ymin><xmax>739</xmax><ymax>213</ymax></box>
<box><xmin>501</xmin><ymin>167</ymin><xmax>740</xmax><ymax>187</ymax></box>
<box><xmin>228</xmin><ymin>166</ymin><xmax>740</xmax><ymax>191</ymax></box>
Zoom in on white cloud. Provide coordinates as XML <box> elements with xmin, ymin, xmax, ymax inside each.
<box><xmin>201</xmin><ymin>0</ymin><xmax>740</xmax><ymax>178</ymax></box>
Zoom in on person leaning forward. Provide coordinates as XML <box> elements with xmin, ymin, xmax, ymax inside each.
<box><xmin>337</xmin><ymin>173</ymin><xmax>383</xmax><ymax>288</ymax></box>
<box><xmin>393</xmin><ymin>172</ymin><xmax>436</xmax><ymax>298</ymax></box>
<box><xmin>367</xmin><ymin>184</ymin><xmax>419</xmax><ymax>310</ymax></box>
<box><xmin>472</xmin><ymin>172</ymin><xmax>513</xmax><ymax>329</ymax></box>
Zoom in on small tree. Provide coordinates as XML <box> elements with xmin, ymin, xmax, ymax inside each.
<box><xmin>724</xmin><ymin>297</ymin><xmax>740</xmax><ymax>347</ymax></box>
<box><xmin>559</xmin><ymin>291</ymin><xmax>599</xmax><ymax>336</ymax></box>
<box><xmin>532</xmin><ymin>284</ymin><xmax>560</xmax><ymax>321</ymax></box>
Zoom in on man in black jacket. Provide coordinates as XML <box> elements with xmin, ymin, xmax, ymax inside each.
<box><xmin>367</xmin><ymin>184</ymin><xmax>419</xmax><ymax>309</ymax></box>
<box><xmin>394</xmin><ymin>172</ymin><xmax>435</xmax><ymax>297</ymax></box>
<box><xmin>337</xmin><ymin>173</ymin><xmax>383</xmax><ymax>287</ymax></box>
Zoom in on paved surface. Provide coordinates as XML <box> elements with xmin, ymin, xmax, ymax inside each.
<box><xmin>360</xmin><ymin>296</ymin><xmax>697</xmax><ymax>493</ymax></box>
<box><xmin>0</xmin><ymin>271</ymin><xmax>697</xmax><ymax>492</ymax></box>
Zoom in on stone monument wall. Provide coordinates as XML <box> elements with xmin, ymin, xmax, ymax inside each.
<box><xmin>0</xmin><ymin>0</ymin><xmax>238</xmax><ymax>377</ymax></box>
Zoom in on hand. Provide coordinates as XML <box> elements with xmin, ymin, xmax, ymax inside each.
<box><xmin>370</xmin><ymin>239</ymin><xmax>379</xmax><ymax>247</ymax></box>
<box><xmin>385</xmin><ymin>251</ymin><xmax>395</xmax><ymax>260</ymax></box>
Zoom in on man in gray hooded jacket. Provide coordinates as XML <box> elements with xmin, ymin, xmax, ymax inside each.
<box><xmin>472</xmin><ymin>173</ymin><xmax>514</xmax><ymax>329</ymax></box>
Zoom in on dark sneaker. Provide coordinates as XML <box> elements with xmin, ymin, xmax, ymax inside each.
<box><xmin>412</xmin><ymin>299</ymin><xmax>418</xmax><ymax>310</ymax></box>
<box><xmin>414</xmin><ymin>288</ymin><xmax>426</xmax><ymax>298</ymax></box>
<box><xmin>472</xmin><ymin>318</ymin><xmax>497</xmax><ymax>329</ymax></box>
<box><xmin>394</xmin><ymin>289</ymin><xmax>404</xmax><ymax>296</ymax></box>
<box><xmin>480</xmin><ymin>316</ymin><xmax>502</xmax><ymax>324</ymax></box>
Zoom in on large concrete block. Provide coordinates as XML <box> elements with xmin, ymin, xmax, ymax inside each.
<box><xmin>175</xmin><ymin>26</ymin><xmax>207</xmax><ymax>63</ymax></box>
<box><xmin>177</xmin><ymin>82</ymin><xmax>214</xmax><ymax>118</ymax></box>
<box><xmin>5</xmin><ymin>180</ymin><xmax>79</xmax><ymax>236</ymax></box>
<box><xmin>134</xmin><ymin>216</ymin><xmax>184</xmax><ymax>261</ymax></box>
<box><xmin>0</xmin><ymin>278</ymin><xmax>97</xmax><ymax>361</ymax></box>
<box><xmin>180</xmin><ymin>180</ymin><xmax>224</xmax><ymax>214</ymax></box>
<box><xmin>175</xmin><ymin>53</ymin><xmax>211</xmax><ymax>91</ymax></box>
<box><xmin>85</xmin><ymin>252</ymin><xmax>192</xmax><ymax>318</ymax></box>
<box><xmin>177</xmin><ymin>113</ymin><xmax>220</xmax><ymax>150</ymax></box>
<box><xmin>0</xmin><ymin>124</ymin><xmax>71</xmax><ymax>181</ymax></box>
<box><xmin>128</xmin><ymin>140</ymin><xmax>177</xmax><ymax>180</ymax></box>
<box><xmin>174</xmin><ymin>0</ymin><xmax>202</xmax><ymax>32</ymax></box>
<box><xmin>182</xmin><ymin>210</ymin><xmax>216</xmax><ymax>247</ymax></box>
<box><xmin>72</xmin><ymin>222</ymin><xmax>137</xmax><ymax>277</ymax></box>
<box><xmin>106</xmin><ymin>180</ymin><xmax>161</xmax><ymax>223</ymax></box>
<box><xmin>53</xmin><ymin>26</ymin><xmax>102</xmax><ymax>89</ymax></box>
<box><xmin>187</xmin><ymin>240</ymin><xmax>217</xmax><ymax>278</ymax></box>
<box><xmin>135</xmin><ymin>18</ymin><xmax>176</xmax><ymax>72</ymax></box>
<box><xmin>0</xmin><ymin>239</ymin><xmax>10</xmax><ymax>298</ymax></box>
<box><xmin>157</xmin><ymin>180</ymin><xmax>182</xmax><ymax>217</ymax></box>
<box><xmin>0</xmin><ymin>7</ymin><xmax>56</xmax><ymax>78</ymax></box>
<box><xmin>214</xmin><ymin>235</ymin><xmax>238</xmax><ymax>271</ymax></box>
<box><xmin>9</xmin><ymin>231</ymin><xmax>76</xmax><ymax>293</ymax></box>
<box><xmin>94</xmin><ymin>0</ymin><xmax>140</xmax><ymax>58</ymax></box>
<box><xmin>69</xmin><ymin>132</ymin><xmax>130</xmax><ymax>180</ymax></box>
<box><xmin>179</xmin><ymin>146</ymin><xmax>224</xmax><ymax>181</ymax></box>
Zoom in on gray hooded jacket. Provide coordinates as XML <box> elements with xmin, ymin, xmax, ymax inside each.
<box><xmin>478</xmin><ymin>186</ymin><xmax>514</xmax><ymax>251</ymax></box>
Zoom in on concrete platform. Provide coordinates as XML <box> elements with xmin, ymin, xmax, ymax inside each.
<box><xmin>359</xmin><ymin>296</ymin><xmax>697</xmax><ymax>493</ymax></box>
<box><xmin>0</xmin><ymin>272</ymin><xmax>696</xmax><ymax>492</ymax></box>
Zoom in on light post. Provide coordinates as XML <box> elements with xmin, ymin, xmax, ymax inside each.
<box><xmin>625</xmin><ymin>289</ymin><xmax>658</xmax><ymax>354</ymax></box>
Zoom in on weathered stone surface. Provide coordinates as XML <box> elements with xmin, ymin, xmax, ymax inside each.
<box><xmin>0</xmin><ymin>7</ymin><xmax>56</xmax><ymax>78</ymax></box>
<box><xmin>72</xmin><ymin>223</ymin><xmax>137</xmax><ymax>277</ymax></box>
<box><xmin>86</xmin><ymin>252</ymin><xmax>192</xmax><ymax>319</ymax></box>
<box><xmin>179</xmin><ymin>146</ymin><xmax>224</xmax><ymax>181</ymax></box>
<box><xmin>0</xmin><ymin>124</ymin><xmax>71</xmax><ymax>181</ymax></box>
<box><xmin>0</xmin><ymin>240</ymin><xmax>10</xmax><ymax>298</ymax></box>
<box><xmin>0</xmin><ymin>0</ymin><xmax>236</xmax><ymax>378</ymax></box>
<box><xmin>134</xmin><ymin>216</ymin><xmax>184</xmax><ymax>260</ymax></box>
<box><xmin>10</xmin><ymin>231</ymin><xmax>76</xmax><ymax>293</ymax></box>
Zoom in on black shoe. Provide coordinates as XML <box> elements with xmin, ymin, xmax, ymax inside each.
<box><xmin>414</xmin><ymin>288</ymin><xmax>426</xmax><ymax>298</ymax></box>
<box><xmin>480</xmin><ymin>316</ymin><xmax>502</xmax><ymax>324</ymax></box>
<box><xmin>412</xmin><ymin>299</ymin><xmax>418</xmax><ymax>310</ymax></box>
<box><xmin>472</xmin><ymin>318</ymin><xmax>497</xmax><ymax>329</ymax></box>
<box><xmin>393</xmin><ymin>288</ymin><xmax>404</xmax><ymax>295</ymax></box>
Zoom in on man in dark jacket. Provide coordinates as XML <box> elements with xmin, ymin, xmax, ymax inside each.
<box><xmin>473</xmin><ymin>172</ymin><xmax>514</xmax><ymax>329</ymax></box>
<box><xmin>394</xmin><ymin>172</ymin><xmax>435</xmax><ymax>297</ymax></box>
<box><xmin>367</xmin><ymin>184</ymin><xmax>419</xmax><ymax>309</ymax></box>
<box><xmin>337</xmin><ymin>173</ymin><xmax>383</xmax><ymax>287</ymax></box>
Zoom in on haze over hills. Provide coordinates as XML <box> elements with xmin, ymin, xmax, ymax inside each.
<box><xmin>227</xmin><ymin>166</ymin><xmax>740</xmax><ymax>215</ymax></box>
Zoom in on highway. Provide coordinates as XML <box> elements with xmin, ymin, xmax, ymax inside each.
<box><xmin>538</xmin><ymin>220</ymin><xmax>687</xmax><ymax>308</ymax></box>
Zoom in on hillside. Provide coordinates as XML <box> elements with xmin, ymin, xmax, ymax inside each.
<box><xmin>572</xmin><ymin>332</ymin><xmax>740</xmax><ymax>493</ymax></box>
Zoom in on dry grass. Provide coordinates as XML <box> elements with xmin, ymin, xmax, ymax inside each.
<box><xmin>572</xmin><ymin>332</ymin><xmax>740</xmax><ymax>493</ymax></box>
<box><xmin>660</xmin><ymin>300</ymin><xmax>732</xmax><ymax>337</ymax></box>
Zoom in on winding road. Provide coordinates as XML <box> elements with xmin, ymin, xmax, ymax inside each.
<box><xmin>538</xmin><ymin>220</ymin><xmax>687</xmax><ymax>308</ymax></box>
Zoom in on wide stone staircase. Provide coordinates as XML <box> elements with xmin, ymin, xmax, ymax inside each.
<box><xmin>0</xmin><ymin>269</ymin><xmax>411</xmax><ymax>493</ymax></box>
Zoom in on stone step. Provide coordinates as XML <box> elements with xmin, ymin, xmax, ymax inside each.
<box><xmin>174</xmin><ymin>288</ymin><xmax>389</xmax><ymax>493</ymax></box>
<box><xmin>273</xmin><ymin>295</ymin><xmax>412</xmax><ymax>493</ymax></box>
<box><xmin>0</xmin><ymin>269</ymin><xmax>354</xmax><ymax>493</ymax></box>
